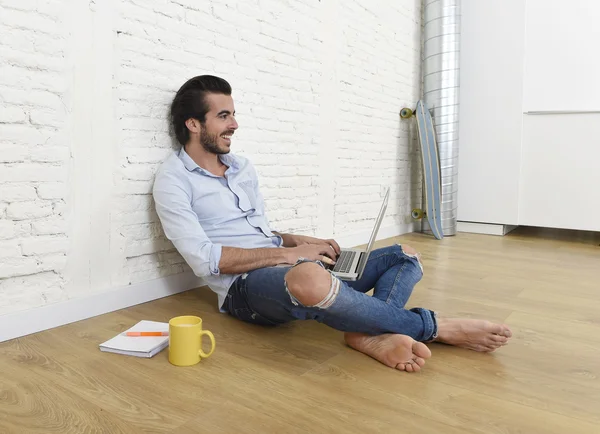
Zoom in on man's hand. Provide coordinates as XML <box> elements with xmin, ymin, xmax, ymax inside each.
<box><xmin>285</xmin><ymin>243</ymin><xmax>338</xmax><ymax>266</ymax></box>
<box><xmin>289</xmin><ymin>235</ymin><xmax>341</xmax><ymax>258</ymax></box>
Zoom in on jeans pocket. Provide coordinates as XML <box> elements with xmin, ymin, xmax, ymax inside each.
<box><xmin>232</xmin><ymin>307</ymin><xmax>279</xmax><ymax>327</ymax></box>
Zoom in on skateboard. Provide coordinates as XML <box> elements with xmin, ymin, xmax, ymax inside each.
<box><xmin>400</xmin><ymin>100</ymin><xmax>444</xmax><ymax>240</ymax></box>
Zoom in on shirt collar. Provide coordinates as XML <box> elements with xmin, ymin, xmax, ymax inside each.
<box><xmin>178</xmin><ymin>147</ymin><xmax>200</xmax><ymax>172</ymax></box>
<box><xmin>219</xmin><ymin>153</ymin><xmax>239</xmax><ymax>172</ymax></box>
<box><xmin>178</xmin><ymin>147</ymin><xmax>240</xmax><ymax>174</ymax></box>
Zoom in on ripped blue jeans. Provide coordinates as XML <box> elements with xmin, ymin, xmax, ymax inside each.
<box><xmin>222</xmin><ymin>244</ymin><xmax>438</xmax><ymax>341</ymax></box>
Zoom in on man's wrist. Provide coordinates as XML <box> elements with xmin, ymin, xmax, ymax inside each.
<box><xmin>285</xmin><ymin>234</ymin><xmax>300</xmax><ymax>247</ymax></box>
<box><xmin>278</xmin><ymin>246</ymin><xmax>295</xmax><ymax>264</ymax></box>
<box><xmin>274</xmin><ymin>232</ymin><xmax>298</xmax><ymax>247</ymax></box>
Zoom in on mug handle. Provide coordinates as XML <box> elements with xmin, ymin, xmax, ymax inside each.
<box><xmin>198</xmin><ymin>329</ymin><xmax>215</xmax><ymax>358</ymax></box>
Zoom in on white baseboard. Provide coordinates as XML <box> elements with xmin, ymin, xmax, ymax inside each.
<box><xmin>0</xmin><ymin>271</ymin><xmax>204</xmax><ymax>343</ymax></box>
<box><xmin>336</xmin><ymin>222</ymin><xmax>419</xmax><ymax>248</ymax></box>
<box><xmin>457</xmin><ymin>221</ymin><xmax>518</xmax><ymax>236</ymax></box>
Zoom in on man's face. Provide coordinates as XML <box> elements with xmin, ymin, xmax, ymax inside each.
<box><xmin>198</xmin><ymin>93</ymin><xmax>238</xmax><ymax>155</ymax></box>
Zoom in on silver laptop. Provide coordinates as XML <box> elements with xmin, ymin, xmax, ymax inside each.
<box><xmin>328</xmin><ymin>187</ymin><xmax>389</xmax><ymax>281</ymax></box>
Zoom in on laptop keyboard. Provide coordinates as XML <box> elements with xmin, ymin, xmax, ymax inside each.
<box><xmin>332</xmin><ymin>250</ymin><xmax>357</xmax><ymax>273</ymax></box>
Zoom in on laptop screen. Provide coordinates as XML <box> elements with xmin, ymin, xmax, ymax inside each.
<box><xmin>364</xmin><ymin>187</ymin><xmax>390</xmax><ymax>256</ymax></box>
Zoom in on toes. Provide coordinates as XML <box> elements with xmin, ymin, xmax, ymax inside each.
<box><xmin>412</xmin><ymin>341</ymin><xmax>432</xmax><ymax>359</ymax></box>
<box><xmin>490</xmin><ymin>335</ymin><xmax>508</xmax><ymax>345</ymax></box>
<box><xmin>488</xmin><ymin>323</ymin><xmax>505</xmax><ymax>334</ymax></box>
<box><xmin>484</xmin><ymin>331</ymin><xmax>509</xmax><ymax>351</ymax></box>
<box><xmin>489</xmin><ymin>323</ymin><xmax>513</xmax><ymax>338</ymax></box>
<box><xmin>483</xmin><ymin>339</ymin><xmax>502</xmax><ymax>351</ymax></box>
<box><xmin>474</xmin><ymin>344</ymin><xmax>490</xmax><ymax>352</ymax></box>
<box><xmin>485</xmin><ymin>340</ymin><xmax>507</xmax><ymax>351</ymax></box>
<box><xmin>396</xmin><ymin>359</ymin><xmax>423</xmax><ymax>373</ymax></box>
<box><xmin>395</xmin><ymin>363</ymin><xmax>406</xmax><ymax>371</ymax></box>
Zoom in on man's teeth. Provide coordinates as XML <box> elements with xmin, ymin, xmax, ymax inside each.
<box><xmin>221</xmin><ymin>135</ymin><xmax>232</xmax><ymax>139</ymax></box>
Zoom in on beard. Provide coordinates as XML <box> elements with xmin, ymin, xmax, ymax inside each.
<box><xmin>200</xmin><ymin>127</ymin><xmax>231</xmax><ymax>155</ymax></box>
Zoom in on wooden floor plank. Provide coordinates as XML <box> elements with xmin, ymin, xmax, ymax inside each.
<box><xmin>0</xmin><ymin>362</ymin><xmax>141</xmax><ymax>434</ymax></box>
<box><xmin>1</xmin><ymin>226</ymin><xmax>599</xmax><ymax>433</ymax></box>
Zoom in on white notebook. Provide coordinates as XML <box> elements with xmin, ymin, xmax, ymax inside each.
<box><xmin>99</xmin><ymin>320</ymin><xmax>169</xmax><ymax>358</ymax></box>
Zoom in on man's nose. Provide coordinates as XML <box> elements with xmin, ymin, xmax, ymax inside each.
<box><xmin>230</xmin><ymin>117</ymin><xmax>239</xmax><ymax>130</ymax></box>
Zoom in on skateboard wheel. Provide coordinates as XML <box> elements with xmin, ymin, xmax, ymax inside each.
<box><xmin>411</xmin><ymin>208</ymin><xmax>424</xmax><ymax>220</ymax></box>
<box><xmin>400</xmin><ymin>108</ymin><xmax>413</xmax><ymax>119</ymax></box>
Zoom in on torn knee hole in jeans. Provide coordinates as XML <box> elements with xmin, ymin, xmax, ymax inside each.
<box><xmin>398</xmin><ymin>244</ymin><xmax>424</xmax><ymax>273</ymax></box>
<box><xmin>284</xmin><ymin>258</ymin><xmax>341</xmax><ymax>309</ymax></box>
<box><xmin>313</xmin><ymin>276</ymin><xmax>340</xmax><ymax>309</ymax></box>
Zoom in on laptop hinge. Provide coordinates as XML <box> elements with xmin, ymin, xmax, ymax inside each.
<box><xmin>356</xmin><ymin>252</ymin><xmax>366</xmax><ymax>270</ymax></box>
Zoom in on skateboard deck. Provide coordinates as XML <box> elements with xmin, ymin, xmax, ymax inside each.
<box><xmin>400</xmin><ymin>100</ymin><xmax>444</xmax><ymax>240</ymax></box>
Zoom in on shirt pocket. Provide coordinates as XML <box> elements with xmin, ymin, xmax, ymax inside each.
<box><xmin>235</xmin><ymin>180</ymin><xmax>276</xmax><ymax>238</ymax></box>
<box><xmin>236</xmin><ymin>179</ymin><xmax>257</xmax><ymax>212</ymax></box>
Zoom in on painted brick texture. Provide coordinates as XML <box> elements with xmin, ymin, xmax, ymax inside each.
<box><xmin>0</xmin><ymin>0</ymin><xmax>422</xmax><ymax>315</ymax></box>
<box><xmin>0</xmin><ymin>0</ymin><xmax>69</xmax><ymax>314</ymax></box>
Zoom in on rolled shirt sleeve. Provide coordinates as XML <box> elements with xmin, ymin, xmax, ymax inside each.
<box><xmin>153</xmin><ymin>171</ymin><xmax>222</xmax><ymax>277</ymax></box>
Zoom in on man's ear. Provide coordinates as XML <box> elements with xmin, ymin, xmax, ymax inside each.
<box><xmin>185</xmin><ymin>118</ymin><xmax>201</xmax><ymax>133</ymax></box>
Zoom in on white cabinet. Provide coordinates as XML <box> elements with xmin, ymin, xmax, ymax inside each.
<box><xmin>522</xmin><ymin>0</ymin><xmax>600</xmax><ymax>113</ymax></box>
<box><xmin>519</xmin><ymin>114</ymin><xmax>600</xmax><ymax>232</ymax></box>
<box><xmin>457</xmin><ymin>0</ymin><xmax>600</xmax><ymax>233</ymax></box>
<box><xmin>457</xmin><ymin>0</ymin><xmax>526</xmax><ymax>226</ymax></box>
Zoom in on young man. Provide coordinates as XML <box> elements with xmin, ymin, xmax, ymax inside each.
<box><xmin>153</xmin><ymin>75</ymin><xmax>512</xmax><ymax>372</ymax></box>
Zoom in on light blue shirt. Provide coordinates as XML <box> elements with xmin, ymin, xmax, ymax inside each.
<box><xmin>152</xmin><ymin>148</ymin><xmax>283</xmax><ymax>310</ymax></box>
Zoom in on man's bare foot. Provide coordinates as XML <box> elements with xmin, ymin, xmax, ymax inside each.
<box><xmin>344</xmin><ymin>333</ymin><xmax>432</xmax><ymax>372</ymax></box>
<box><xmin>435</xmin><ymin>318</ymin><xmax>512</xmax><ymax>352</ymax></box>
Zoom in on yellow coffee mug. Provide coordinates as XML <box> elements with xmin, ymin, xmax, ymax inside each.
<box><xmin>168</xmin><ymin>315</ymin><xmax>215</xmax><ymax>367</ymax></box>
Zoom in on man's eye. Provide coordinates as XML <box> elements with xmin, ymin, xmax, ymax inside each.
<box><xmin>219</xmin><ymin>114</ymin><xmax>227</xmax><ymax>119</ymax></box>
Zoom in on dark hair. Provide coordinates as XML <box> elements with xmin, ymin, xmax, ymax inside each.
<box><xmin>170</xmin><ymin>75</ymin><xmax>232</xmax><ymax>146</ymax></box>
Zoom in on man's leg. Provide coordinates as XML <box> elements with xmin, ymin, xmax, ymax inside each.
<box><xmin>337</xmin><ymin>244</ymin><xmax>511</xmax><ymax>362</ymax></box>
<box><xmin>344</xmin><ymin>244</ymin><xmax>424</xmax><ymax>309</ymax></box>
<box><xmin>225</xmin><ymin>256</ymin><xmax>434</xmax><ymax>338</ymax></box>
<box><xmin>225</xmin><ymin>252</ymin><xmax>511</xmax><ymax>371</ymax></box>
<box><xmin>338</xmin><ymin>244</ymin><xmax>431</xmax><ymax>370</ymax></box>
<box><xmin>284</xmin><ymin>260</ymin><xmax>432</xmax><ymax>371</ymax></box>
<box><xmin>285</xmin><ymin>260</ymin><xmax>511</xmax><ymax>359</ymax></box>
<box><xmin>223</xmin><ymin>254</ymin><xmax>435</xmax><ymax>371</ymax></box>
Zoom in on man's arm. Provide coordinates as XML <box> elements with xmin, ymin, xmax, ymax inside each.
<box><xmin>153</xmin><ymin>172</ymin><xmax>337</xmax><ymax>277</ymax></box>
<box><xmin>153</xmin><ymin>172</ymin><xmax>224</xmax><ymax>278</ymax></box>
<box><xmin>273</xmin><ymin>231</ymin><xmax>341</xmax><ymax>257</ymax></box>
<box><xmin>219</xmin><ymin>240</ymin><xmax>339</xmax><ymax>273</ymax></box>
<box><xmin>219</xmin><ymin>246</ymin><xmax>290</xmax><ymax>274</ymax></box>
<box><xmin>272</xmin><ymin>231</ymin><xmax>298</xmax><ymax>248</ymax></box>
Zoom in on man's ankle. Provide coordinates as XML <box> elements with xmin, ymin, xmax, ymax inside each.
<box><xmin>431</xmin><ymin>317</ymin><xmax>450</xmax><ymax>343</ymax></box>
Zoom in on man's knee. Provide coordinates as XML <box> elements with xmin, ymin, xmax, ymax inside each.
<box><xmin>399</xmin><ymin>244</ymin><xmax>424</xmax><ymax>272</ymax></box>
<box><xmin>401</xmin><ymin>244</ymin><xmax>421</xmax><ymax>260</ymax></box>
<box><xmin>402</xmin><ymin>244</ymin><xmax>419</xmax><ymax>256</ymax></box>
<box><xmin>285</xmin><ymin>262</ymin><xmax>336</xmax><ymax>307</ymax></box>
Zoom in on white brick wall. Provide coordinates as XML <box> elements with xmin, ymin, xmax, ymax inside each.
<box><xmin>0</xmin><ymin>0</ymin><xmax>422</xmax><ymax>315</ymax></box>
<box><xmin>113</xmin><ymin>0</ymin><xmax>326</xmax><ymax>281</ymax></box>
<box><xmin>334</xmin><ymin>1</ymin><xmax>422</xmax><ymax>236</ymax></box>
<box><xmin>0</xmin><ymin>0</ymin><xmax>69</xmax><ymax>313</ymax></box>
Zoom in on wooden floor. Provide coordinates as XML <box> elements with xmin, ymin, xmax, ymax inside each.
<box><xmin>1</xmin><ymin>227</ymin><xmax>599</xmax><ymax>433</ymax></box>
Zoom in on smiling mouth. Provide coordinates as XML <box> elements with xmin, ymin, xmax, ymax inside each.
<box><xmin>221</xmin><ymin>133</ymin><xmax>233</xmax><ymax>142</ymax></box>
